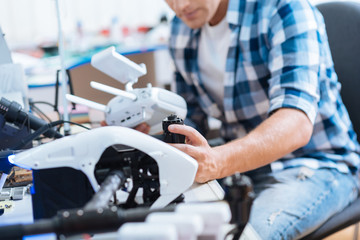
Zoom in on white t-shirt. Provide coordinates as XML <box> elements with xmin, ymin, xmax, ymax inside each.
<box><xmin>198</xmin><ymin>17</ymin><xmax>231</xmax><ymax>111</ymax></box>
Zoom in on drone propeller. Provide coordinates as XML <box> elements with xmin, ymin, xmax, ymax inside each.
<box><xmin>90</xmin><ymin>81</ymin><xmax>137</xmax><ymax>101</ymax></box>
<box><xmin>65</xmin><ymin>94</ymin><xmax>108</xmax><ymax>113</ymax></box>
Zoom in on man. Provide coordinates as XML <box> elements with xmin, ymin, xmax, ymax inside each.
<box><xmin>159</xmin><ymin>0</ymin><xmax>360</xmax><ymax>239</ymax></box>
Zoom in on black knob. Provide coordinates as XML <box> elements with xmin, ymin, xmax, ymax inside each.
<box><xmin>162</xmin><ymin>114</ymin><xmax>185</xmax><ymax>143</ymax></box>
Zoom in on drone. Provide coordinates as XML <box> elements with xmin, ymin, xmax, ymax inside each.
<box><xmin>66</xmin><ymin>46</ymin><xmax>187</xmax><ymax>134</ymax></box>
<box><xmin>10</xmin><ymin>126</ymin><xmax>198</xmax><ymax>209</ymax></box>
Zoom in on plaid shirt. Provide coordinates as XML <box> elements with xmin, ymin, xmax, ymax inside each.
<box><xmin>168</xmin><ymin>0</ymin><xmax>360</xmax><ymax>173</ymax></box>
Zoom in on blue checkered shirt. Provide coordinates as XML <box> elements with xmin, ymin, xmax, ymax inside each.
<box><xmin>168</xmin><ymin>0</ymin><xmax>360</xmax><ymax>173</ymax></box>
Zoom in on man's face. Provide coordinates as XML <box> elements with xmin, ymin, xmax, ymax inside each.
<box><xmin>165</xmin><ymin>0</ymin><xmax>222</xmax><ymax>29</ymax></box>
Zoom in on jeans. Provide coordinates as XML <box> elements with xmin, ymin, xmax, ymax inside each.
<box><xmin>244</xmin><ymin>167</ymin><xmax>359</xmax><ymax>240</ymax></box>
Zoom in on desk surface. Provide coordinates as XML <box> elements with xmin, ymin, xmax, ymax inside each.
<box><xmin>0</xmin><ymin>192</ymin><xmax>33</xmax><ymax>226</ymax></box>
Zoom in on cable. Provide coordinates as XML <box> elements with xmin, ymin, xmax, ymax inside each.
<box><xmin>29</xmin><ymin>99</ymin><xmax>62</xmax><ymax>133</ymax></box>
<box><xmin>30</xmin><ymin>101</ymin><xmax>56</xmax><ymax>108</ymax></box>
<box><xmin>13</xmin><ymin>120</ymin><xmax>63</xmax><ymax>150</ymax></box>
<box><xmin>30</xmin><ymin>101</ymin><xmax>61</xmax><ymax>121</ymax></box>
<box><xmin>13</xmin><ymin>120</ymin><xmax>90</xmax><ymax>150</ymax></box>
<box><xmin>0</xmin><ymin>97</ymin><xmax>62</xmax><ymax>139</ymax></box>
<box><xmin>30</xmin><ymin>105</ymin><xmax>52</xmax><ymax>123</ymax></box>
<box><xmin>62</xmin><ymin>120</ymin><xmax>90</xmax><ymax>130</ymax></box>
<box><xmin>56</xmin><ymin>119</ymin><xmax>92</xmax><ymax>133</ymax></box>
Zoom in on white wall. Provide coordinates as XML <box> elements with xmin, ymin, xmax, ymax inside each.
<box><xmin>0</xmin><ymin>0</ymin><xmax>173</xmax><ymax>49</ymax></box>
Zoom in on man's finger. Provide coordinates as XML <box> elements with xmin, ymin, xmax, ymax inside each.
<box><xmin>135</xmin><ymin>123</ymin><xmax>150</xmax><ymax>134</ymax></box>
<box><xmin>169</xmin><ymin>143</ymin><xmax>200</xmax><ymax>159</ymax></box>
<box><xmin>168</xmin><ymin>124</ymin><xmax>204</xmax><ymax>145</ymax></box>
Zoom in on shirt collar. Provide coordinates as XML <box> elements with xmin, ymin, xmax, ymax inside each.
<box><xmin>226</xmin><ymin>0</ymin><xmax>246</xmax><ymax>26</ymax></box>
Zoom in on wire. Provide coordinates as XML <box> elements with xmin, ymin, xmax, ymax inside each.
<box><xmin>62</xmin><ymin>120</ymin><xmax>90</xmax><ymax>130</ymax></box>
<box><xmin>30</xmin><ymin>101</ymin><xmax>61</xmax><ymax>121</ymax></box>
<box><xmin>13</xmin><ymin>120</ymin><xmax>90</xmax><ymax>150</ymax></box>
<box><xmin>30</xmin><ymin>105</ymin><xmax>52</xmax><ymax>123</ymax></box>
<box><xmin>30</xmin><ymin>101</ymin><xmax>55</xmax><ymax>108</ymax></box>
<box><xmin>29</xmin><ymin>101</ymin><xmax>61</xmax><ymax>133</ymax></box>
<box><xmin>13</xmin><ymin>120</ymin><xmax>62</xmax><ymax>150</ymax></box>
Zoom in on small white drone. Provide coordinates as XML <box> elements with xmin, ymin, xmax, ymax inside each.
<box><xmin>10</xmin><ymin>126</ymin><xmax>198</xmax><ymax>209</ymax></box>
<box><xmin>66</xmin><ymin>46</ymin><xmax>187</xmax><ymax>135</ymax></box>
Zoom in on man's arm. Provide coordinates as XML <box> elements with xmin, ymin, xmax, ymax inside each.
<box><xmin>169</xmin><ymin>107</ymin><xmax>313</xmax><ymax>183</ymax></box>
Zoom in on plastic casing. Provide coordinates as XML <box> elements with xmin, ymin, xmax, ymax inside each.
<box><xmin>91</xmin><ymin>46</ymin><xmax>147</xmax><ymax>84</ymax></box>
<box><xmin>11</xmin><ymin>126</ymin><xmax>198</xmax><ymax>208</ymax></box>
<box><xmin>105</xmin><ymin>87</ymin><xmax>187</xmax><ymax>134</ymax></box>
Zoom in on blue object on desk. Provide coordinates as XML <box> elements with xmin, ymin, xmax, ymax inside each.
<box><xmin>23</xmin><ymin>233</ymin><xmax>56</xmax><ymax>240</ymax></box>
<box><xmin>0</xmin><ymin>150</ymin><xmax>15</xmax><ymax>174</ymax></box>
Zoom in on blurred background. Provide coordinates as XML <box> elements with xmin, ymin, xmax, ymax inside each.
<box><xmin>0</xmin><ymin>0</ymin><xmax>173</xmax><ymax>50</ymax></box>
<box><xmin>0</xmin><ymin>0</ymin><xmax>359</xmax><ymax>121</ymax></box>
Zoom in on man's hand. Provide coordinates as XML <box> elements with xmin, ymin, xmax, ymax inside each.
<box><xmin>134</xmin><ymin>123</ymin><xmax>151</xmax><ymax>134</ymax></box>
<box><xmin>168</xmin><ymin>124</ymin><xmax>223</xmax><ymax>183</ymax></box>
<box><xmin>167</xmin><ymin>108</ymin><xmax>313</xmax><ymax>184</ymax></box>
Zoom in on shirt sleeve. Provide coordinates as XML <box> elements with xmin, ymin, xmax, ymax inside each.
<box><xmin>267</xmin><ymin>0</ymin><xmax>321</xmax><ymax>124</ymax></box>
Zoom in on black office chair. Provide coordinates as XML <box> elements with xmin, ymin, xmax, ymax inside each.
<box><xmin>301</xmin><ymin>1</ymin><xmax>360</xmax><ymax>239</ymax></box>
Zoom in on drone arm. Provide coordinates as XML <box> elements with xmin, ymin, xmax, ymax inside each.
<box><xmin>66</xmin><ymin>94</ymin><xmax>108</xmax><ymax>112</ymax></box>
<box><xmin>90</xmin><ymin>81</ymin><xmax>137</xmax><ymax>101</ymax></box>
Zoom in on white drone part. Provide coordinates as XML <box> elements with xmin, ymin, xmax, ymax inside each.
<box><xmin>10</xmin><ymin>126</ymin><xmax>198</xmax><ymax>209</ymax></box>
<box><xmin>146</xmin><ymin>212</ymin><xmax>204</xmax><ymax>240</ymax></box>
<box><xmin>65</xmin><ymin>86</ymin><xmax>187</xmax><ymax>135</ymax></box>
<box><xmin>90</xmin><ymin>81</ymin><xmax>137</xmax><ymax>101</ymax></box>
<box><xmin>91</xmin><ymin>46</ymin><xmax>147</xmax><ymax>85</ymax></box>
<box><xmin>105</xmin><ymin>87</ymin><xmax>187</xmax><ymax>135</ymax></box>
<box><xmin>176</xmin><ymin>201</ymin><xmax>232</xmax><ymax>237</ymax></box>
<box><xmin>66</xmin><ymin>94</ymin><xmax>108</xmax><ymax>113</ymax></box>
<box><xmin>118</xmin><ymin>223</ymin><xmax>178</xmax><ymax>240</ymax></box>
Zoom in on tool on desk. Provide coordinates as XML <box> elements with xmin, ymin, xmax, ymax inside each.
<box><xmin>0</xmin><ymin>201</ymin><xmax>233</xmax><ymax>240</ymax></box>
<box><xmin>0</xmin><ymin>97</ymin><xmax>63</xmax><ymax>140</ymax></box>
<box><xmin>66</xmin><ymin>46</ymin><xmax>187</xmax><ymax>135</ymax></box>
<box><xmin>0</xmin><ymin>97</ymin><xmax>64</xmax><ymax>191</ymax></box>
<box><xmin>0</xmin><ymin>204</ymin><xmax>176</xmax><ymax>239</ymax></box>
<box><xmin>0</xmin><ymin>186</ymin><xmax>27</xmax><ymax>201</ymax></box>
<box><xmin>0</xmin><ymin>200</ymin><xmax>14</xmax><ymax>214</ymax></box>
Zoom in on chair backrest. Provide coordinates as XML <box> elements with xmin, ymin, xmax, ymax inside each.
<box><xmin>316</xmin><ymin>0</ymin><xmax>360</xmax><ymax>139</ymax></box>
<box><xmin>301</xmin><ymin>2</ymin><xmax>360</xmax><ymax>239</ymax></box>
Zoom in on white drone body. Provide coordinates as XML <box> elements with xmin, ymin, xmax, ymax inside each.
<box><xmin>66</xmin><ymin>46</ymin><xmax>187</xmax><ymax>135</ymax></box>
<box><xmin>9</xmin><ymin>126</ymin><xmax>198</xmax><ymax>209</ymax></box>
